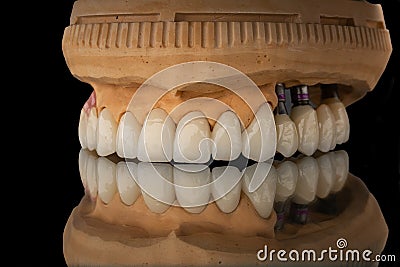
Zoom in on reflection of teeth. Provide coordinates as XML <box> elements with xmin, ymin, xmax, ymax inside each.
<box><xmin>97</xmin><ymin>157</ymin><xmax>117</xmax><ymax>204</ymax></box>
<box><xmin>293</xmin><ymin>156</ymin><xmax>319</xmax><ymax>205</ymax></box>
<box><xmin>242</xmin><ymin>163</ymin><xmax>277</xmax><ymax>218</ymax></box>
<box><xmin>290</xmin><ymin>106</ymin><xmax>319</xmax><ymax>156</ymax></box>
<box><xmin>327</xmin><ymin>100</ymin><xmax>350</xmax><ymax>144</ymax></box>
<box><xmin>86</xmin><ymin>107</ymin><xmax>98</xmax><ymax>151</ymax></box>
<box><xmin>274</xmin><ymin>114</ymin><xmax>298</xmax><ymax>157</ymax></box>
<box><xmin>211</xmin><ymin>166</ymin><xmax>242</xmax><ymax>213</ymax></box>
<box><xmin>78</xmin><ymin>109</ymin><xmax>88</xmax><ymax>149</ymax></box>
<box><xmin>174</xmin><ymin>165</ymin><xmax>211</xmax><ymax>213</ymax></box>
<box><xmin>116</xmin><ymin>112</ymin><xmax>141</xmax><ymax>159</ymax></box>
<box><xmin>275</xmin><ymin>160</ymin><xmax>298</xmax><ymax>202</ymax></box>
<box><xmin>86</xmin><ymin>151</ymin><xmax>98</xmax><ymax>199</ymax></box>
<box><xmin>116</xmin><ymin>161</ymin><xmax>140</xmax><ymax>206</ymax></box>
<box><xmin>242</xmin><ymin>103</ymin><xmax>276</xmax><ymax>162</ymax></box>
<box><xmin>137</xmin><ymin>162</ymin><xmax>175</xmax><ymax>213</ymax></box>
<box><xmin>97</xmin><ymin>109</ymin><xmax>117</xmax><ymax>156</ymax></box>
<box><xmin>316</xmin><ymin>104</ymin><xmax>337</xmax><ymax>152</ymax></box>
<box><xmin>211</xmin><ymin>111</ymin><xmax>242</xmax><ymax>161</ymax></box>
<box><xmin>331</xmin><ymin>150</ymin><xmax>349</xmax><ymax>193</ymax></box>
<box><xmin>173</xmin><ymin>111</ymin><xmax>211</xmax><ymax>163</ymax></box>
<box><xmin>138</xmin><ymin>108</ymin><xmax>175</xmax><ymax>162</ymax></box>
<box><xmin>316</xmin><ymin>153</ymin><xmax>336</xmax><ymax>199</ymax></box>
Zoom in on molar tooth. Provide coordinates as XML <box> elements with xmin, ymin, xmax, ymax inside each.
<box><xmin>211</xmin><ymin>111</ymin><xmax>242</xmax><ymax>161</ymax></box>
<box><xmin>116</xmin><ymin>161</ymin><xmax>140</xmax><ymax>206</ymax></box>
<box><xmin>275</xmin><ymin>114</ymin><xmax>299</xmax><ymax>157</ymax></box>
<box><xmin>316</xmin><ymin>104</ymin><xmax>337</xmax><ymax>152</ymax></box>
<box><xmin>316</xmin><ymin>153</ymin><xmax>336</xmax><ymax>199</ymax></box>
<box><xmin>242</xmin><ymin>103</ymin><xmax>276</xmax><ymax>162</ymax></box>
<box><xmin>331</xmin><ymin>150</ymin><xmax>349</xmax><ymax>193</ymax></box>
<box><xmin>275</xmin><ymin>160</ymin><xmax>298</xmax><ymax>202</ymax></box>
<box><xmin>86</xmin><ymin>107</ymin><xmax>98</xmax><ymax>151</ymax></box>
<box><xmin>137</xmin><ymin>162</ymin><xmax>174</xmax><ymax>213</ymax></box>
<box><xmin>211</xmin><ymin>166</ymin><xmax>242</xmax><ymax>213</ymax></box>
<box><xmin>97</xmin><ymin>157</ymin><xmax>117</xmax><ymax>204</ymax></box>
<box><xmin>138</xmin><ymin>108</ymin><xmax>175</xmax><ymax>162</ymax></box>
<box><xmin>242</xmin><ymin>163</ymin><xmax>277</xmax><ymax>218</ymax></box>
<box><xmin>97</xmin><ymin>109</ymin><xmax>117</xmax><ymax>156</ymax></box>
<box><xmin>293</xmin><ymin>156</ymin><xmax>319</xmax><ymax>205</ymax></box>
<box><xmin>173</xmin><ymin>111</ymin><xmax>211</xmax><ymax>163</ymax></box>
<box><xmin>116</xmin><ymin>112</ymin><xmax>141</xmax><ymax>159</ymax></box>
<box><xmin>174</xmin><ymin>164</ymin><xmax>211</xmax><ymax>213</ymax></box>
<box><xmin>86</xmin><ymin>151</ymin><xmax>99</xmax><ymax>199</ymax></box>
<box><xmin>78</xmin><ymin>109</ymin><xmax>88</xmax><ymax>149</ymax></box>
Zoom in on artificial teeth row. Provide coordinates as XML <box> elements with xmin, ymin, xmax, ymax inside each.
<box><xmin>79</xmin><ymin>149</ymin><xmax>349</xmax><ymax>218</ymax></box>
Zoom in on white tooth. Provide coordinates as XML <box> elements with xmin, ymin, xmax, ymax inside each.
<box><xmin>211</xmin><ymin>166</ymin><xmax>242</xmax><ymax>213</ymax></box>
<box><xmin>97</xmin><ymin>109</ymin><xmax>117</xmax><ymax>156</ymax></box>
<box><xmin>137</xmin><ymin>108</ymin><xmax>175</xmax><ymax>162</ymax></box>
<box><xmin>116</xmin><ymin>161</ymin><xmax>141</xmax><ymax>206</ymax></box>
<box><xmin>326</xmin><ymin>100</ymin><xmax>350</xmax><ymax>144</ymax></box>
<box><xmin>86</xmin><ymin>151</ymin><xmax>98</xmax><ymax>199</ymax></box>
<box><xmin>242</xmin><ymin>103</ymin><xmax>276</xmax><ymax>162</ymax></box>
<box><xmin>78</xmin><ymin>149</ymin><xmax>90</xmax><ymax>190</ymax></box>
<box><xmin>274</xmin><ymin>114</ymin><xmax>299</xmax><ymax>157</ymax></box>
<box><xmin>293</xmin><ymin>156</ymin><xmax>319</xmax><ymax>205</ymax></box>
<box><xmin>316</xmin><ymin>104</ymin><xmax>337</xmax><ymax>152</ymax></box>
<box><xmin>275</xmin><ymin>160</ymin><xmax>298</xmax><ymax>202</ymax></box>
<box><xmin>242</xmin><ymin>163</ymin><xmax>277</xmax><ymax>218</ymax></box>
<box><xmin>97</xmin><ymin>157</ymin><xmax>117</xmax><ymax>204</ymax></box>
<box><xmin>116</xmin><ymin>112</ymin><xmax>141</xmax><ymax>159</ymax></box>
<box><xmin>173</xmin><ymin>111</ymin><xmax>211</xmax><ymax>163</ymax></box>
<box><xmin>211</xmin><ymin>111</ymin><xmax>242</xmax><ymax>161</ymax></box>
<box><xmin>86</xmin><ymin>107</ymin><xmax>98</xmax><ymax>151</ymax></box>
<box><xmin>290</xmin><ymin>105</ymin><xmax>319</xmax><ymax>156</ymax></box>
<box><xmin>174</xmin><ymin>164</ymin><xmax>211</xmax><ymax>213</ymax></box>
<box><xmin>78</xmin><ymin>109</ymin><xmax>88</xmax><ymax>149</ymax></box>
<box><xmin>137</xmin><ymin>162</ymin><xmax>174</xmax><ymax>213</ymax></box>
<box><xmin>316</xmin><ymin>153</ymin><xmax>336</xmax><ymax>199</ymax></box>
<box><xmin>331</xmin><ymin>150</ymin><xmax>349</xmax><ymax>193</ymax></box>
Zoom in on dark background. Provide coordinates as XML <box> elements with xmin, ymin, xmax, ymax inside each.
<box><xmin>23</xmin><ymin>0</ymin><xmax>399</xmax><ymax>266</ymax></box>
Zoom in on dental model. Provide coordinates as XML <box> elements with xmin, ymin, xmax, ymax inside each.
<box><xmin>63</xmin><ymin>0</ymin><xmax>392</xmax><ymax>265</ymax></box>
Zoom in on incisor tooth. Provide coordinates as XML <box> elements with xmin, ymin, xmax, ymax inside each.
<box><xmin>78</xmin><ymin>149</ymin><xmax>90</xmax><ymax>191</ymax></box>
<box><xmin>275</xmin><ymin>114</ymin><xmax>298</xmax><ymax>157</ymax></box>
<box><xmin>275</xmin><ymin>160</ymin><xmax>298</xmax><ymax>202</ymax></box>
<box><xmin>292</xmin><ymin>156</ymin><xmax>319</xmax><ymax>205</ymax></box>
<box><xmin>78</xmin><ymin>109</ymin><xmax>88</xmax><ymax>149</ymax></box>
<box><xmin>97</xmin><ymin>109</ymin><xmax>117</xmax><ymax>156</ymax></box>
<box><xmin>242</xmin><ymin>103</ymin><xmax>276</xmax><ymax>162</ymax></box>
<box><xmin>86</xmin><ymin>107</ymin><xmax>98</xmax><ymax>151</ymax></box>
<box><xmin>211</xmin><ymin>111</ymin><xmax>242</xmax><ymax>161</ymax></box>
<box><xmin>138</xmin><ymin>109</ymin><xmax>175</xmax><ymax>162</ymax></box>
<box><xmin>331</xmin><ymin>150</ymin><xmax>349</xmax><ymax>193</ymax></box>
<box><xmin>97</xmin><ymin>157</ymin><xmax>117</xmax><ymax>204</ymax></box>
<box><xmin>316</xmin><ymin>104</ymin><xmax>337</xmax><ymax>152</ymax></box>
<box><xmin>316</xmin><ymin>153</ymin><xmax>336</xmax><ymax>199</ymax></box>
<box><xmin>211</xmin><ymin>166</ymin><xmax>242</xmax><ymax>213</ymax></box>
<box><xmin>116</xmin><ymin>161</ymin><xmax>140</xmax><ymax>206</ymax></box>
<box><xmin>116</xmin><ymin>112</ymin><xmax>141</xmax><ymax>159</ymax></box>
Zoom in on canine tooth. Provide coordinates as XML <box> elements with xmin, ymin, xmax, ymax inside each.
<box><xmin>78</xmin><ymin>149</ymin><xmax>90</xmax><ymax>190</ymax></box>
<box><xmin>316</xmin><ymin>153</ymin><xmax>336</xmax><ymax>199</ymax></box>
<box><xmin>174</xmin><ymin>164</ymin><xmax>211</xmax><ymax>213</ymax></box>
<box><xmin>78</xmin><ymin>109</ymin><xmax>88</xmax><ymax>149</ymax></box>
<box><xmin>331</xmin><ymin>150</ymin><xmax>349</xmax><ymax>193</ymax></box>
<box><xmin>97</xmin><ymin>157</ymin><xmax>117</xmax><ymax>204</ymax></box>
<box><xmin>137</xmin><ymin>162</ymin><xmax>174</xmax><ymax>213</ymax></box>
<box><xmin>293</xmin><ymin>156</ymin><xmax>319</xmax><ymax>205</ymax></box>
<box><xmin>86</xmin><ymin>107</ymin><xmax>98</xmax><ymax>151</ymax></box>
<box><xmin>275</xmin><ymin>160</ymin><xmax>298</xmax><ymax>202</ymax></box>
<box><xmin>211</xmin><ymin>111</ymin><xmax>242</xmax><ymax>161</ymax></box>
<box><xmin>173</xmin><ymin>111</ymin><xmax>211</xmax><ymax>163</ymax></box>
<box><xmin>116</xmin><ymin>161</ymin><xmax>140</xmax><ymax>206</ymax></box>
<box><xmin>211</xmin><ymin>166</ymin><xmax>242</xmax><ymax>213</ymax></box>
<box><xmin>316</xmin><ymin>104</ymin><xmax>337</xmax><ymax>152</ymax></box>
<box><xmin>275</xmin><ymin>114</ymin><xmax>299</xmax><ymax>157</ymax></box>
<box><xmin>242</xmin><ymin>103</ymin><xmax>276</xmax><ymax>162</ymax></box>
<box><xmin>116</xmin><ymin>112</ymin><xmax>141</xmax><ymax>159</ymax></box>
<box><xmin>86</xmin><ymin>152</ymin><xmax>98</xmax><ymax>199</ymax></box>
<box><xmin>97</xmin><ymin>109</ymin><xmax>117</xmax><ymax>156</ymax></box>
<box><xmin>138</xmin><ymin>109</ymin><xmax>175</xmax><ymax>162</ymax></box>
<box><xmin>242</xmin><ymin>163</ymin><xmax>277</xmax><ymax>218</ymax></box>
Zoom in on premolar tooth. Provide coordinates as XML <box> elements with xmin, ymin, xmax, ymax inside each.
<box><xmin>86</xmin><ymin>151</ymin><xmax>98</xmax><ymax>199</ymax></box>
<box><xmin>97</xmin><ymin>109</ymin><xmax>117</xmax><ymax>156</ymax></box>
<box><xmin>275</xmin><ymin>160</ymin><xmax>298</xmax><ymax>202</ymax></box>
<box><xmin>211</xmin><ymin>166</ymin><xmax>242</xmax><ymax>213</ymax></box>
<box><xmin>138</xmin><ymin>108</ymin><xmax>175</xmax><ymax>162</ymax></box>
<box><xmin>137</xmin><ymin>162</ymin><xmax>174</xmax><ymax>213</ymax></box>
<box><xmin>78</xmin><ymin>109</ymin><xmax>88</xmax><ymax>149</ymax></box>
<box><xmin>293</xmin><ymin>156</ymin><xmax>319</xmax><ymax>205</ymax></box>
<box><xmin>173</xmin><ymin>111</ymin><xmax>211</xmax><ymax>163</ymax></box>
<box><xmin>116</xmin><ymin>112</ymin><xmax>141</xmax><ymax>159</ymax></box>
<box><xmin>97</xmin><ymin>157</ymin><xmax>117</xmax><ymax>204</ymax></box>
<box><xmin>211</xmin><ymin>111</ymin><xmax>242</xmax><ymax>161</ymax></box>
<box><xmin>316</xmin><ymin>153</ymin><xmax>336</xmax><ymax>199</ymax></box>
<box><xmin>86</xmin><ymin>107</ymin><xmax>98</xmax><ymax>151</ymax></box>
<box><xmin>316</xmin><ymin>104</ymin><xmax>337</xmax><ymax>152</ymax></box>
<box><xmin>116</xmin><ymin>161</ymin><xmax>140</xmax><ymax>206</ymax></box>
<box><xmin>275</xmin><ymin>114</ymin><xmax>298</xmax><ymax>157</ymax></box>
<box><xmin>331</xmin><ymin>150</ymin><xmax>349</xmax><ymax>193</ymax></box>
<box><xmin>242</xmin><ymin>163</ymin><xmax>277</xmax><ymax>218</ymax></box>
<box><xmin>174</xmin><ymin>164</ymin><xmax>211</xmax><ymax>213</ymax></box>
<box><xmin>242</xmin><ymin>103</ymin><xmax>276</xmax><ymax>162</ymax></box>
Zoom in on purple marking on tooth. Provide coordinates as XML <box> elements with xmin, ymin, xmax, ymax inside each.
<box><xmin>278</xmin><ymin>93</ymin><xmax>286</xmax><ymax>100</ymax></box>
<box><xmin>277</xmin><ymin>212</ymin><xmax>285</xmax><ymax>221</ymax></box>
<box><xmin>295</xmin><ymin>208</ymin><xmax>309</xmax><ymax>216</ymax></box>
<box><xmin>297</xmin><ymin>93</ymin><xmax>309</xmax><ymax>100</ymax></box>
